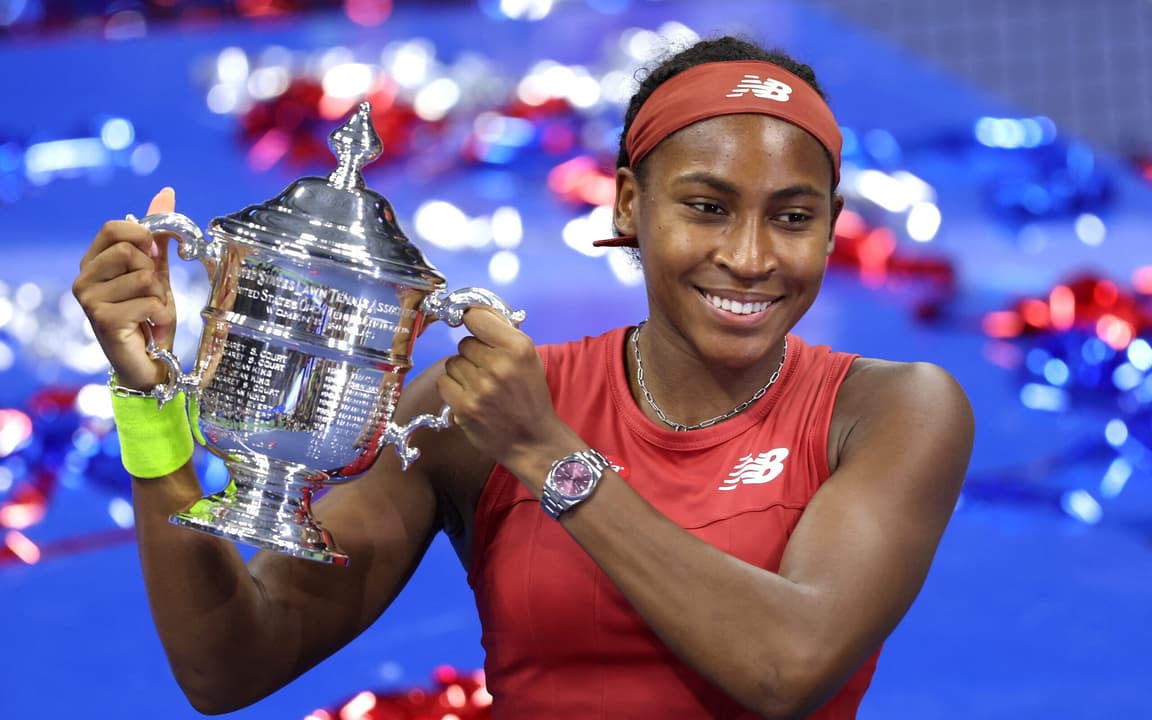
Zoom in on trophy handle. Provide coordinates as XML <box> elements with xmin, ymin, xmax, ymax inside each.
<box><xmin>131</xmin><ymin>211</ymin><xmax>222</xmax><ymax>278</ymax></box>
<box><xmin>127</xmin><ymin>212</ymin><xmax>211</xmax><ymax>407</ymax></box>
<box><xmin>382</xmin><ymin>405</ymin><xmax>453</xmax><ymax>470</ymax></box>
<box><xmin>419</xmin><ymin>287</ymin><xmax>527</xmax><ymax>329</ymax></box>
<box><xmin>383</xmin><ymin>288</ymin><xmax>527</xmax><ymax>469</ymax></box>
<box><xmin>139</xmin><ymin>324</ymin><xmax>200</xmax><ymax>407</ymax></box>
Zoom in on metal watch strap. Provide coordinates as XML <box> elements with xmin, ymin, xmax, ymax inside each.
<box><xmin>540</xmin><ymin>448</ymin><xmax>611</xmax><ymax>519</ymax></box>
<box><xmin>107</xmin><ymin>370</ymin><xmax>161</xmax><ymax>400</ymax></box>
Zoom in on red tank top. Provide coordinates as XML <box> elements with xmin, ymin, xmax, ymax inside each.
<box><xmin>467</xmin><ymin>328</ymin><xmax>876</xmax><ymax>718</ymax></box>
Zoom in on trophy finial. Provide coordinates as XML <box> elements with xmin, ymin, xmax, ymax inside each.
<box><xmin>327</xmin><ymin>101</ymin><xmax>383</xmax><ymax>190</ymax></box>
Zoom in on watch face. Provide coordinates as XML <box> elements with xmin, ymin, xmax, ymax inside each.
<box><xmin>552</xmin><ymin>460</ymin><xmax>592</xmax><ymax>497</ymax></box>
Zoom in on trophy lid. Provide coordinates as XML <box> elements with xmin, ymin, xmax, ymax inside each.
<box><xmin>212</xmin><ymin>102</ymin><xmax>447</xmax><ymax>289</ymax></box>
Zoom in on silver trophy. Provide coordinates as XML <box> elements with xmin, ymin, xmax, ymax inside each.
<box><xmin>133</xmin><ymin>102</ymin><xmax>524</xmax><ymax>565</ymax></box>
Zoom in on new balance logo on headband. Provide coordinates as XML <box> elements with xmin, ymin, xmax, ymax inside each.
<box><xmin>725</xmin><ymin>74</ymin><xmax>793</xmax><ymax>102</ymax></box>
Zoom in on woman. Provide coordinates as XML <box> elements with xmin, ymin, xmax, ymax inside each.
<box><xmin>72</xmin><ymin>35</ymin><xmax>973</xmax><ymax>719</ymax></box>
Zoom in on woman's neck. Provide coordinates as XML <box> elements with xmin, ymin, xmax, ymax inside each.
<box><xmin>625</xmin><ymin>321</ymin><xmax>788</xmax><ymax>431</ymax></box>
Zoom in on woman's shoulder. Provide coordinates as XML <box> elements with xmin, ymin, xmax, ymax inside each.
<box><xmin>842</xmin><ymin>355</ymin><xmax>965</xmax><ymax>393</ymax></box>
<box><xmin>790</xmin><ymin>336</ymin><xmax>966</xmax><ymax>411</ymax></box>
<box><xmin>828</xmin><ymin>356</ymin><xmax>973</xmax><ymax>471</ymax></box>
<box><xmin>534</xmin><ymin>325</ymin><xmax>632</xmax><ymax>377</ymax></box>
<box><xmin>536</xmin><ymin>325</ymin><xmax>630</xmax><ymax>355</ymax></box>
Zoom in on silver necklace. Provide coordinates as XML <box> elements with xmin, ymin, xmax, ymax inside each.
<box><xmin>631</xmin><ymin>322</ymin><xmax>788</xmax><ymax>432</ymax></box>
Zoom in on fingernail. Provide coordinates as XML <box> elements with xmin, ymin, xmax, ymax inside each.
<box><xmin>150</xmin><ymin>241</ymin><xmax>159</xmax><ymax>257</ymax></box>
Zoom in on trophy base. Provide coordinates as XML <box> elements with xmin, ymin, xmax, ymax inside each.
<box><xmin>170</xmin><ymin>470</ymin><xmax>350</xmax><ymax>566</ymax></box>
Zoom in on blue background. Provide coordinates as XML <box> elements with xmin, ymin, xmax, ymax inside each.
<box><xmin>1</xmin><ymin>1</ymin><xmax>1150</xmax><ymax>717</ymax></box>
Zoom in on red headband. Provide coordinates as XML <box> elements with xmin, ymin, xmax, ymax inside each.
<box><xmin>594</xmin><ymin>60</ymin><xmax>842</xmax><ymax>248</ymax></box>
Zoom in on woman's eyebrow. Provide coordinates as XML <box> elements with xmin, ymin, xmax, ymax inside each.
<box><xmin>671</xmin><ymin>172</ymin><xmax>738</xmax><ymax>195</ymax></box>
<box><xmin>767</xmin><ymin>184</ymin><xmax>827</xmax><ymax>201</ymax></box>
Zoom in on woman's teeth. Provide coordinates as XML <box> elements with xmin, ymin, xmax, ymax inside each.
<box><xmin>704</xmin><ymin>292</ymin><xmax>772</xmax><ymax>315</ymax></box>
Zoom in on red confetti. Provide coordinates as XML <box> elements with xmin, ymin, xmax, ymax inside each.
<box><xmin>829</xmin><ymin>210</ymin><xmax>956</xmax><ymax>291</ymax></box>
<box><xmin>312</xmin><ymin>667</ymin><xmax>491</xmax><ymax>720</ymax></box>
<box><xmin>982</xmin><ymin>273</ymin><xmax>1152</xmax><ymax>350</ymax></box>
<box><xmin>547</xmin><ymin>156</ymin><xmax>615</xmax><ymax>207</ymax></box>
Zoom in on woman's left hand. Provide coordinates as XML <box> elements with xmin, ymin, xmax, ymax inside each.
<box><xmin>436</xmin><ymin>308</ymin><xmax>572</xmax><ymax>478</ymax></box>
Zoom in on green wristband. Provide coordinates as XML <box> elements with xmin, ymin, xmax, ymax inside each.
<box><xmin>110</xmin><ymin>390</ymin><xmax>194</xmax><ymax>478</ymax></box>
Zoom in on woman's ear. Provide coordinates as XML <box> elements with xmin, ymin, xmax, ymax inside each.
<box><xmin>613</xmin><ymin>166</ymin><xmax>638</xmax><ymax>236</ymax></box>
<box><xmin>827</xmin><ymin>193</ymin><xmax>845</xmax><ymax>255</ymax></box>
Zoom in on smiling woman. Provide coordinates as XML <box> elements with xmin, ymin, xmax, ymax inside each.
<box><xmin>72</xmin><ymin>33</ymin><xmax>973</xmax><ymax>720</ymax></box>
<box><xmin>617</xmin><ymin>112</ymin><xmax>840</xmax><ymax>390</ymax></box>
<box><xmin>465</xmin><ymin>36</ymin><xmax>972</xmax><ymax>719</ymax></box>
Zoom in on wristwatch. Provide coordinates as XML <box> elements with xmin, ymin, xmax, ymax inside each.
<box><xmin>540</xmin><ymin>448</ymin><xmax>611</xmax><ymax>519</ymax></box>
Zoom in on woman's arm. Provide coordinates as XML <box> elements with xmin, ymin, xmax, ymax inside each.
<box><xmin>73</xmin><ymin>189</ymin><xmax>466</xmax><ymax>714</ymax></box>
<box><xmin>547</xmin><ymin>362</ymin><xmax>970</xmax><ymax>717</ymax></box>
<box><xmin>126</xmin><ymin>368</ymin><xmax>452</xmax><ymax>714</ymax></box>
<box><xmin>440</xmin><ymin>310</ymin><xmax>972</xmax><ymax>719</ymax></box>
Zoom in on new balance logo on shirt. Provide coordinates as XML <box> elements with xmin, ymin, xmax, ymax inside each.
<box><xmin>719</xmin><ymin>448</ymin><xmax>791</xmax><ymax>491</ymax></box>
<box><xmin>725</xmin><ymin>74</ymin><xmax>793</xmax><ymax>102</ymax></box>
<box><xmin>602</xmin><ymin>448</ymin><xmax>792</xmax><ymax>491</ymax></box>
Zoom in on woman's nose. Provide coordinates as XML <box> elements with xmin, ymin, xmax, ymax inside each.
<box><xmin>714</xmin><ymin>220</ymin><xmax>777</xmax><ymax>278</ymax></box>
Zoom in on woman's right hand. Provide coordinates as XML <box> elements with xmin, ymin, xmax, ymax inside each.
<box><xmin>72</xmin><ymin>187</ymin><xmax>179</xmax><ymax>391</ymax></box>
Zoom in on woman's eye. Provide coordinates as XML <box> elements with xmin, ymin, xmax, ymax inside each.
<box><xmin>778</xmin><ymin>212</ymin><xmax>812</xmax><ymax>224</ymax></box>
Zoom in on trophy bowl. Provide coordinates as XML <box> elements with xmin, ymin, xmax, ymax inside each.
<box><xmin>133</xmin><ymin>102</ymin><xmax>524</xmax><ymax>565</ymax></box>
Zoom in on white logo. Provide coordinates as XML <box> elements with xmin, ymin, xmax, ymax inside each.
<box><xmin>725</xmin><ymin>74</ymin><xmax>793</xmax><ymax>102</ymax></box>
<box><xmin>718</xmin><ymin>448</ymin><xmax>790</xmax><ymax>491</ymax></box>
